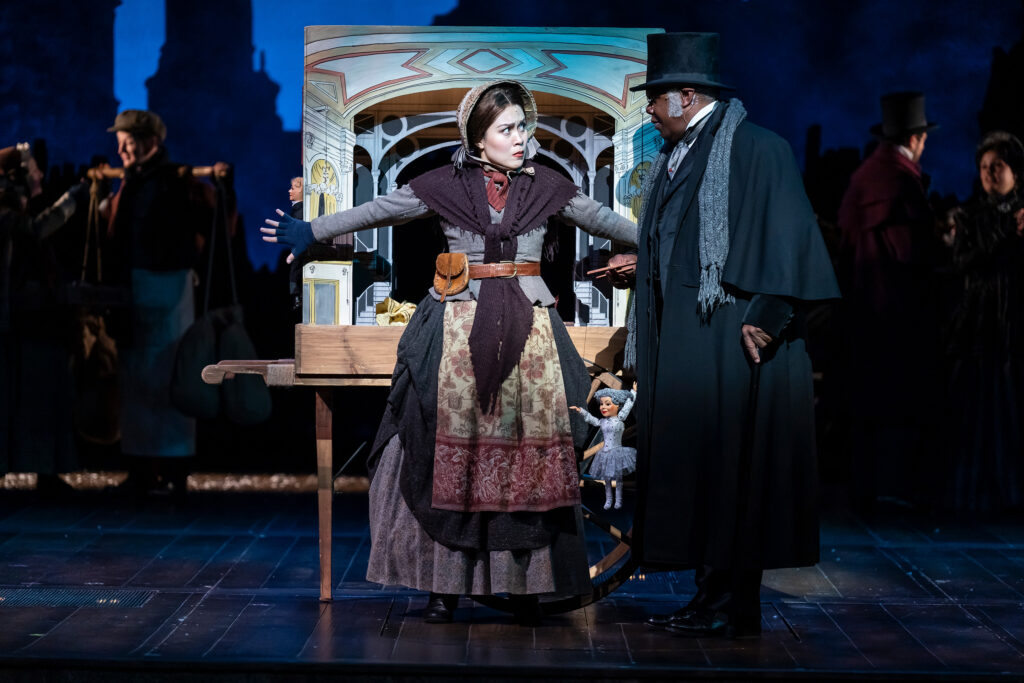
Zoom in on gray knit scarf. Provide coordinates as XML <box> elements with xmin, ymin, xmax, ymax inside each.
<box><xmin>624</xmin><ymin>98</ymin><xmax>747</xmax><ymax>368</ymax></box>
<box><xmin>697</xmin><ymin>98</ymin><xmax>746</xmax><ymax>320</ymax></box>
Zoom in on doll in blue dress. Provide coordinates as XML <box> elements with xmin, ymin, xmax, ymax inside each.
<box><xmin>570</xmin><ymin>385</ymin><xmax>637</xmax><ymax>510</ymax></box>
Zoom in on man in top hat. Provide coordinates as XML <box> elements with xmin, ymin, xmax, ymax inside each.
<box><xmin>837</xmin><ymin>92</ymin><xmax>941</xmax><ymax>511</ymax></box>
<box><xmin>608</xmin><ymin>32</ymin><xmax>839</xmax><ymax>638</ymax></box>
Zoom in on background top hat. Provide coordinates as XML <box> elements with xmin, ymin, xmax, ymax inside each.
<box><xmin>870</xmin><ymin>92</ymin><xmax>939</xmax><ymax>139</ymax></box>
<box><xmin>631</xmin><ymin>32</ymin><xmax>733</xmax><ymax>92</ymax></box>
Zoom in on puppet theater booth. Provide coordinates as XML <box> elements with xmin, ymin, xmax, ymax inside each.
<box><xmin>282</xmin><ymin>24</ymin><xmax>661</xmax><ymax>608</ymax></box>
<box><xmin>300</xmin><ymin>25</ymin><xmax>660</xmax><ymax>327</ymax></box>
<box><xmin>194</xmin><ymin>25</ymin><xmax>658</xmax><ymax>616</ymax></box>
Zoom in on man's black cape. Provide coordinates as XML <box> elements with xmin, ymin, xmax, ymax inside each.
<box><xmin>633</xmin><ymin>103</ymin><xmax>840</xmax><ymax>571</ymax></box>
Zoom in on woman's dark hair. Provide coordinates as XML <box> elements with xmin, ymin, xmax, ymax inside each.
<box><xmin>976</xmin><ymin>130</ymin><xmax>1024</xmax><ymax>182</ymax></box>
<box><xmin>466</xmin><ymin>84</ymin><xmax>526</xmax><ymax>150</ymax></box>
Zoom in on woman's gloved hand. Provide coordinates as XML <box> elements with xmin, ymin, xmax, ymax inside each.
<box><xmin>261</xmin><ymin>209</ymin><xmax>316</xmax><ymax>264</ymax></box>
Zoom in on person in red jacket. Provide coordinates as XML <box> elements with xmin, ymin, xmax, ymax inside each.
<box><xmin>837</xmin><ymin>91</ymin><xmax>942</xmax><ymax>511</ymax></box>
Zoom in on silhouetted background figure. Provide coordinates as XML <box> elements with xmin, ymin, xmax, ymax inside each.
<box><xmin>944</xmin><ymin>131</ymin><xmax>1024</xmax><ymax>513</ymax></box>
<box><xmin>613</xmin><ymin>33</ymin><xmax>840</xmax><ymax>641</ymax></box>
<box><xmin>837</xmin><ymin>92</ymin><xmax>942</xmax><ymax>510</ymax></box>
<box><xmin>103</xmin><ymin>110</ymin><xmax>219</xmax><ymax>496</ymax></box>
<box><xmin>0</xmin><ymin>142</ymin><xmax>89</xmax><ymax>494</ymax></box>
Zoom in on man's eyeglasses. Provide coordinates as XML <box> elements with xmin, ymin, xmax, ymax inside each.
<box><xmin>645</xmin><ymin>93</ymin><xmax>667</xmax><ymax>108</ymax></box>
<box><xmin>645</xmin><ymin>90</ymin><xmax>694</xmax><ymax>108</ymax></box>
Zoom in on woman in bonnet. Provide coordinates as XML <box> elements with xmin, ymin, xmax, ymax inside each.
<box><xmin>264</xmin><ymin>80</ymin><xmax>636</xmax><ymax>623</ymax></box>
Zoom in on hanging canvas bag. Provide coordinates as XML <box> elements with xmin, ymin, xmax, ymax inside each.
<box><xmin>170</xmin><ymin>176</ymin><xmax>271</xmax><ymax>423</ymax></box>
<box><xmin>70</xmin><ymin>180</ymin><xmax>125</xmax><ymax>444</ymax></box>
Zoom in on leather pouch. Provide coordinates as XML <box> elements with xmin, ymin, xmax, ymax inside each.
<box><xmin>434</xmin><ymin>252</ymin><xmax>469</xmax><ymax>302</ymax></box>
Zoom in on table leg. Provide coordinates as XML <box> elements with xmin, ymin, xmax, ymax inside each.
<box><xmin>315</xmin><ymin>387</ymin><xmax>333</xmax><ymax>602</ymax></box>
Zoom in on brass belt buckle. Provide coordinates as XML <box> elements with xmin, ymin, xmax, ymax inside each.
<box><xmin>498</xmin><ymin>260</ymin><xmax>518</xmax><ymax>278</ymax></box>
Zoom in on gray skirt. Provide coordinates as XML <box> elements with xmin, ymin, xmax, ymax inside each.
<box><xmin>367</xmin><ymin>434</ymin><xmax>592</xmax><ymax>596</ymax></box>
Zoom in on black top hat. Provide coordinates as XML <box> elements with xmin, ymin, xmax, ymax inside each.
<box><xmin>630</xmin><ymin>32</ymin><xmax>733</xmax><ymax>92</ymax></box>
<box><xmin>870</xmin><ymin>92</ymin><xmax>939</xmax><ymax>139</ymax></box>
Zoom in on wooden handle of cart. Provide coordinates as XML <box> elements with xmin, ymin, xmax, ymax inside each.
<box><xmin>86</xmin><ymin>163</ymin><xmax>230</xmax><ymax>181</ymax></box>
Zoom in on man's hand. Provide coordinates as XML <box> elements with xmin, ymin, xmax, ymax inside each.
<box><xmin>741</xmin><ymin>324</ymin><xmax>772</xmax><ymax>364</ymax></box>
<box><xmin>261</xmin><ymin>209</ymin><xmax>316</xmax><ymax>264</ymax></box>
<box><xmin>606</xmin><ymin>253</ymin><xmax>637</xmax><ymax>289</ymax></box>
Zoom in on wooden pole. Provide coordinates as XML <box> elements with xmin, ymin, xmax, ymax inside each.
<box><xmin>86</xmin><ymin>164</ymin><xmax>229</xmax><ymax>181</ymax></box>
<box><xmin>315</xmin><ymin>387</ymin><xmax>334</xmax><ymax>602</ymax></box>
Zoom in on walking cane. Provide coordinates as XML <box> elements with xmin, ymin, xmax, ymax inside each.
<box><xmin>729</xmin><ymin>361</ymin><xmax>761</xmax><ymax>629</ymax></box>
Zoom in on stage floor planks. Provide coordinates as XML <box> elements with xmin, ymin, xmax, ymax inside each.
<box><xmin>1</xmin><ymin>487</ymin><xmax>1023</xmax><ymax>682</ymax></box>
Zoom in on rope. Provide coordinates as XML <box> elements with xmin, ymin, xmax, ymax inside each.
<box><xmin>81</xmin><ymin>178</ymin><xmax>104</xmax><ymax>284</ymax></box>
<box><xmin>203</xmin><ymin>174</ymin><xmax>238</xmax><ymax>315</ymax></box>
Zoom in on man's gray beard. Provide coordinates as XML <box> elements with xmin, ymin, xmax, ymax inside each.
<box><xmin>667</xmin><ymin>90</ymin><xmax>684</xmax><ymax>118</ymax></box>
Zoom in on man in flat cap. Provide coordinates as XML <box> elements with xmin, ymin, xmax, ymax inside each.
<box><xmin>837</xmin><ymin>92</ymin><xmax>941</xmax><ymax>512</ymax></box>
<box><xmin>610</xmin><ymin>32</ymin><xmax>839</xmax><ymax>638</ymax></box>
<box><xmin>104</xmin><ymin>109</ymin><xmax>219</xmax><ymax>496</ymax></box>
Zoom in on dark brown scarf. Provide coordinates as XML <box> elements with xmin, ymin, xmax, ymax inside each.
<box><xmin>409</xmin><ymin>162</ymin><xmax>577</xmax><ymax>413</ymax></box>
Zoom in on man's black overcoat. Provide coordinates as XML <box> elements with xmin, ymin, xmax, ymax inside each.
<box><xmin>633</xmin><ymin>102</ymin><xmax>840</xmax><ymax>570</ymax></box>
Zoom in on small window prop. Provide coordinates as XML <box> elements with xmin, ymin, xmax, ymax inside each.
<box><xmin>302</xmin><ymin>261</ymin><xmax>353</xmax><ymax>325</ymax></box>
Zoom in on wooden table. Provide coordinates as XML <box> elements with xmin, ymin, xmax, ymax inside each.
<box><xmin>202</xmin><ymin>324</ymin><xmax>627</xmax><ymax>601</ymax></box>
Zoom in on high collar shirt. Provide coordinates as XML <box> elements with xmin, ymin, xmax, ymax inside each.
<box><xmin>666</xmin><ymin>101</ymin><xmax>718</xmax><ymax>180</ymax></box>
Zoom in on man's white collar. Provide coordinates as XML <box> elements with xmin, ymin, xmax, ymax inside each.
<box><xmin>683</xmin><ymin>101</ymin><xmax>717</xmax><ymax>142</ymax></box>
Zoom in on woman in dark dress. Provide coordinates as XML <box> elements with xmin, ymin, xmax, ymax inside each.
<box><xmin>264</xmin><ymin>81</ymin><xmax>637</xmax><ymax>622</ymax></box>
<box><xmin>945</xmin><ymin>131</ymin><xmax>1024</xmax><ymax>513</ymax></box>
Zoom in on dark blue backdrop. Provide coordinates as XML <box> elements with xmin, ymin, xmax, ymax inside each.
<box><xmin>3</xmin><ymin>0</ymin><xmax>1021</xmax><ymax>270</ymax></box>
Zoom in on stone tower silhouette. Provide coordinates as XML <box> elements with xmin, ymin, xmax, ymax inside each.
<box><xmin>978</xmin><ymin>1</ymin><xmax>1024</xmax><ymax>142</ymax></box>
<box><xmin>146</xmin><ymin>0</ymin><xmax>296</xmax><ymax>268</ymax></box>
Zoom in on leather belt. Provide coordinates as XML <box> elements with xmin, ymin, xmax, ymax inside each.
<box><xmin>468</xmin><ymin>261</ymin><xmax>541</xmax><ymax>279</ymax></box>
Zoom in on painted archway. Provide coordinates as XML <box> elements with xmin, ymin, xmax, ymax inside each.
<box><xmin>302</xmin><ymin>26</ymin><xmax>662</xmax><ymax>325</ymax></box>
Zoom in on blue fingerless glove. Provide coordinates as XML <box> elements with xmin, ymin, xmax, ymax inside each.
<box><xmin>273</xmin><ymin>212</ymin><xmax>316</xmax><ymax>257</ymax></box>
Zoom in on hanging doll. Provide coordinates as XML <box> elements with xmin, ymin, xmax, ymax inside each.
<box><xmin>570</xmin><ymin>385</ymin><xmax>637</xmax><ymax>510</ymax></box>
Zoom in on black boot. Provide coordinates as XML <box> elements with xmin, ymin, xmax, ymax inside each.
<box><xmin>424</xmin><ymin>593</ymin><xmax>458</xmax><ymax>623</ymax></box>
<box><xmin>664</xmin><ymin>607</ymin><xmax>762</xmax><ymax>639</ymax></box>
<box><xmin>645</xmin><ymin>564</ymin><xmax>723</xmax><ymax>629</ymax></box>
